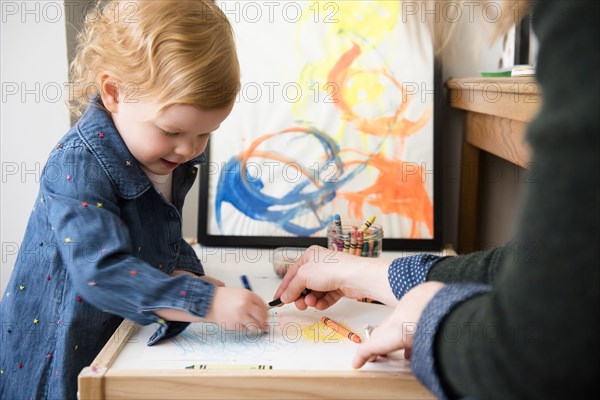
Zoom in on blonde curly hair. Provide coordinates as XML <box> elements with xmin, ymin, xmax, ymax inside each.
<box><xmin>68</xmin><ymin>0</ymin><xmax>240</xmax><ymax>116</ymax></box>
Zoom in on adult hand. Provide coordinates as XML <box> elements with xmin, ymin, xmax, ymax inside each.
<box><xmin>352</xmin><ymin>281</ymin><xmax>445</xmax><ymax>368</ymax></box>
<box><xmin>273</xmin><ymin>245</ymin><xmax>397</xmax><ymax>311</ymax></box>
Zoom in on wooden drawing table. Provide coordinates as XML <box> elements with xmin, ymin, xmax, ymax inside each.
<box><xmin>446</xmin><ymin>77</ymin><xmax>541</xmax><ymax>253</ymax></box>
<box><xmin>77</xmin><ymin>247</ymin><xmax>452</xmax><ymax>399</ymax></box>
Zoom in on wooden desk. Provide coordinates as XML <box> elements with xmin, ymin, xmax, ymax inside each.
<box><xmin>78</xmin><ymin>247</ymin><xmax>443</xmax><ymax>400</ymax></box>
<box><xmin>446</xmin><ymin>77</ymin><xmax>541</xmax><ymax>253</ymax></box>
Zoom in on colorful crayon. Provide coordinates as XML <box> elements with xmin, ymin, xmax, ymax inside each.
<box><xmin>337</xmin><ymin>235</ymin><xmax>345</xmax><ymax>251</ymax></box>
<box><xmin>358</xmin><ymin>216</ymin><xmax>376</xmax><ymax>232</ymax></box>
<box><xmin>329</xmin><ymin>229</ymin><xmax>338</xmax><ymax>251</ymax></box>
<box><xmin>321</xmin><ymin>316</ymin><xmax>362</xmax><ymax>343</ymax></box>
<box><xmin>361</xmin><ymin>241</ymin><xmax>369</xmax><ymax>257</ymax></box>
<box><xmin>373</xmin><ymin>238</ymin><xmax>380</xmax><ymax>257</ymax></box>
<box><xmin>359</xmin><ymin>297</ymin><xmax>384</xmax><ymax>305</ymax></box>
<box><xmin>349</xmin><ymin>227</ymin><xmax>358</xmax><ymax>254</ymax></box>
<box><xmin>355</xmin><ymin>231</ymin><xmax>364</xmax><ymax>256</ymax></box>
<box><xmin>367</xmin><ymin>240</ymin><xmax>374</xmax><ymax>257</ymax></box>
<box><xmin>333</xmin><ymin>214</ymin><xmax>343</xmax><ymax>236</ymax></box>
<box><xmin>342</xmin><ymin>232</ymin><xmax>351</xmax><ymax>253</ymax></box>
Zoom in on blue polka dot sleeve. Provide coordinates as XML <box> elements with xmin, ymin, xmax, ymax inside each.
<box><xmin>388</xmin><ymin>254</ymin><xmax>441</xmax><ymax>299</ymax></box>
<box><xmin>412</xmin><ymin>283</ymin><xmax>491</xmax><ymax>399</ymax></box>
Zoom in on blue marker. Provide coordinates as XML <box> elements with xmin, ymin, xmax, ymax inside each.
<box><xmin>240</xmin><ymin>275</ymin><xmax>252</xmax><ymax>291</ymax></box>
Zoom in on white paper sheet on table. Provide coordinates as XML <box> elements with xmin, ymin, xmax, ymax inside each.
<box><xmin>139</xmin><ymin>298</ymin><xmax>410</xmax><ymax>372</ymax></box>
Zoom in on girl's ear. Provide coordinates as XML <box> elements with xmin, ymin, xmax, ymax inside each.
<box><xmin>99</xmin><ymin>75</ymin><xmax>119</xmax><ymax>113</ymax></box>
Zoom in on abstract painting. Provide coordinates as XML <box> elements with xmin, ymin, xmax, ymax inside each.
<box><xmin>199</xmin><ymin>1</ymin><xmax>441</xmax><ymax>249</ymax></box>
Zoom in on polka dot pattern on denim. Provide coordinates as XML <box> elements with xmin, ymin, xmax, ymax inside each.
<box><xmin>388</xmin><ymin>254</ymin><xmax>441</xmax><ymax>299</ymax></box>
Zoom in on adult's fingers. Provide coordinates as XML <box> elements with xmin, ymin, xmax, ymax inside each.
<box><xmin>272</xmin><ymin>259</ymin><xmax>302</xmax><ymax>299</ymax></box>
<box><xmin>353</xmin><ymin>340</ymin><xmax>376</xmax><ymax>368</ymax></box>
<box><xmin>352</xmin><ymin>325</ymin><xmax>405</xmax><ymax>369</ymax></box>
<box><xmin>279</xmin><ymin>268</ymin><xmax>311</xmax><ymax>304</ymax></box>
<box><xmin>314</xmin><ymin>291</ymin><xmax>342</xmax><ymax>310</ymax></box>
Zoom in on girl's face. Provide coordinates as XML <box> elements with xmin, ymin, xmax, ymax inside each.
<box><xmin>110</xmin><ymin>98</ymin><xmax>233</xmax><ymax>175</ymax></box>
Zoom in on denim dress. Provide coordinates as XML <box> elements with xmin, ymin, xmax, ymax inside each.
<box><xmin>0</xmin><ymin>101</ymin><xmax>216</xmax><ymax>399</ymax></box>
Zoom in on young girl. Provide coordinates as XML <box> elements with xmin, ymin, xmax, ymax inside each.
<box><xmin>0</xmin><ymin>1</ymin><xmax>268</xmax><ymax>398</ymax></box>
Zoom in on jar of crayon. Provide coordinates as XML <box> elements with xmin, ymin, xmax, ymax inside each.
<box><xmin>326</xmin><ymin>217</ymin><xmax>383</xmax><ymax>257</ymax></box>
<box><xmin>272</xmin><ymin>247</ymin><xmax>305</xmax><ymax>278</ymax></box>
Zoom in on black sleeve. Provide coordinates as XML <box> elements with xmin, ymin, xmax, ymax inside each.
<box><xmin>426</xmin><ymin>244</ymin><xmax>515</xmax><ymax>284</ymax></box>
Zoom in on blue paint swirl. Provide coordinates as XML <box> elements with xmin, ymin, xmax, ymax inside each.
<box><xmin>215</xmin><ymin>126</ymin><xmax>364</xmax><ymax>236</ymax></box>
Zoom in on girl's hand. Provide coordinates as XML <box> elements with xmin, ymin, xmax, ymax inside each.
<box><xmin>204</xmin><ymin>287</ymin><xmax>269</xmax><ymax>332</ymax></box>
<box><xmin>352</xmin><ymin>281</ymin><xmax>445</xmax><ymax>368</ymax></box>
<box><xmin>199</xmin><ymin>274</ymin><xmax>225</xmax><ymax>287</ymax></box>
<box><xmin>273</xmin><ymin>245</ymin><xmax>397</xmax><ymax>311</ymax></box>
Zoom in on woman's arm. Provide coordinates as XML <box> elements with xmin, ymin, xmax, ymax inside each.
<box><xmin>416</xmin><ymin>1</ymin><xmax>600</xmax><ymax>398</ymax></box>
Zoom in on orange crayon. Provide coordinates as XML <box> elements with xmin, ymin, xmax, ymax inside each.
<box><xmin>321</xmin><ymin>316</ymin><xmax>362</xmax><ymax>343</ymax></box>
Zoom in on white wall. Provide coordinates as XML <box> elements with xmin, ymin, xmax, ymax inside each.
<box><xmin>439</xmin><ymin>13</ymin><xmax>506</xmax><ymax>247</ymax></box>
<box><xmin>1</xmin><ymin>1</ymin><xmax>71</xmax><ymax>295</ymax></box>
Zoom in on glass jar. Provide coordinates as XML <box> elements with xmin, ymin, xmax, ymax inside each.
<box><xmin>272</xmin><ymin>247</ymin><xmax>305</xmax><ymax>278</ymax></box>
<box><xmin>326</xmin><ymin>219</ymin><xmax>383</xmax><ymax>257</ymax></box>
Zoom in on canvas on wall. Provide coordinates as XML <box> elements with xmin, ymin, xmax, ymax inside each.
<box><xmin>199</xmin><ymin>1</ymin><xmax>440</xmax><ymax>249</ymax></box>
